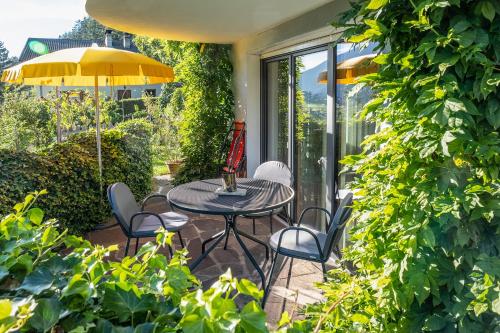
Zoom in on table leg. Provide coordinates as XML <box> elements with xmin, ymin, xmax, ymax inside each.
<box><xmin>190</xmin><ymin>226</ymin><xmax>229</xmax><ymax>271</ymax></box>
<box><xmin>230</xmin><ymin>215</ymin><xmax>266</xmax><ymax>288</ymax></box>
<box><xmin>202</xmin><ymin>230</ymin><xmax>225</xmax><ymax>254</ymax></box>
<box><xmin>237</xmin><ymin>230</ymin><xmax>269</xmax><ymax>259</ymax></box>
<box><xmin>223</xmin><ymin>228</ymin><xmax>231</xmax><ymax>250</ymax></box>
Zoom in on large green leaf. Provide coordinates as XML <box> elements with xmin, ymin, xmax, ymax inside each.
<box><xmin>0</xmin><ymin>299</ymin><xmax>12</xmax><ymax>320</ymax></box>
<box><xmin>102</xmin><ymin>286</ymin><xmax>156</xmax><ymax>322</ymax></box>
<box><xmin>27</xmin><ymin>207</ymin><xmax>44</xmax><ymax>225</ymax></box>
<box><xmin>239</xmin><ymin>301</ymin><xmax>267</xmax><ymax>333</ymax></box>
<box><xmin>28</xmin><ymin>298</ymin><xmax>62</xmax><ymax>332</ymax></box>
<box><xmin>237</xmin><ymin>279</ymin><xmax>263</xmax><ymax>300</ymax></box>
<box><xmin>18</xmin><ymin>268</ymin><xmax>53</xmax><ymax>295</ymax></box>
<box><xmin>0</xmin><ymin>267</ymin><xmax>8</xmax><ymax>282</ymax></box>
<box><xmin>180</xmin><ymin>314</ymin><xmax>207</xmax><ymax>333</ymax></box>
<box><xmin>423</xmin><ymin>314</ymin><xmax>447</xmax><ymax>331</ymax></box>
<box><xmin>480</xmin><ymin>1</ymin><xmax>495</xmax><ymax>21</ymax></box>
<box><xmin>366</xmin><ymin>0</ymin><xmax>389</xmax><ymax>10</ymax></box>
<box><xmin>409</xmin><ymin>271</ymin><xmax>430</xmax><ymax>305</ymax></box>
<box><xmin>134</xmin><ymin>323</ymin><xmax>157</xmax><ymax>333</ymax></box>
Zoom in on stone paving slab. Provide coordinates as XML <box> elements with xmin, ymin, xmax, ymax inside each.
<box><xmin>86</xmin><ymin>199</ymin><xmax>335</xmax><ymax>327</ymax></box>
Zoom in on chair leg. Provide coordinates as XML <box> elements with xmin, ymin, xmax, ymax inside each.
<box><xmin>263</xmin><ymin>250</ymin><xmax>280</xmax><ymax>306</ymax></box>
<box><xmin>168</xmin><ymin>245</ymin><xmax>174</xmax><ymax>258</ymax></box>
<box><xmin>286</xmin><ymin>258</ymin><xmax>294</xmax><ymax>289</ymax></box>
<box><xmin>252</xmin><ymin>218</ymin><xmax>256</xmax><ymax>235</ymax></box>
<box><xmin>269</xmin><ymin>214</ymin><xmax>273</xmax><ymax>233</ymax></box>
<box><xmin>124</xmin><ymin>237</ymin><xmax>130</xmax><ymax>257</ymax></box>
<box><xmin>134</xmin><ymin>238</ymin><xmax>140</xmax><ymax>255</ymax></box>
<box><xmin>177</xmin><ymin>231</ymin><xmax>185</xmax><ymax>248</ymax></box>
<box><xmin>321</xmin><ymin>262</ymin><xmax>328</xmax><ymax>282</ymax></box>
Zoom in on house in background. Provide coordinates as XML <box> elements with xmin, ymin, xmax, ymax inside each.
<box><xmin>19</xmin><ymin>30</ymin><xmax>162</xmax><ymax>100</ymax></box>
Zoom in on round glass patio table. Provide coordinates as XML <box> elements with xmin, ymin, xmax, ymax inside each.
<box><xmin>167</xmin><ymin>178</ymin><xmax>295</xmax><ymax>288</ymax></box>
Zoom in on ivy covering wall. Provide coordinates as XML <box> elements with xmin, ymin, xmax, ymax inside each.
<box><xmin>284</xmin><ymin>0</ymin><xmax>499</xmax><ymax>332</ymax></box>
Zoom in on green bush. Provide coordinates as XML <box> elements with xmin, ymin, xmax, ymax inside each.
<box><xmin>287</xmin><ymin>0</ymin><xmax>500</xmax><ymax>332</ymax></box>
<box><xmin>0</xmin><ymin>119</ymin><xmax>153</xmax><ymax>233</ymax></box>
<box><xmin>119</xmin><ymin>97</ymin><xmax>158</xmax><ymax>117</ymax></box>
<box><xmin>0</xmin><ymin>88</ymin><xmax>54</xmax><ymax>151</ymax></box>
<box><xmin>0</xmin><ymin>192</ymin><xmax>267</xmax><ymax>332</ymax></box>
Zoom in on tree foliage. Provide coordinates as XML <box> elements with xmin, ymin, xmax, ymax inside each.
<box><xmin>0</xmin><ymin>88</ymin><xmax>54</xmax><ymax>151</ymax></box>
<box><xmin>60</xmin><ymin>16</ymin><xmax>129</xmax><ymax>43</ymax></box>
<box><xmin>0</xmin><ymin>192</ymin><xmax>267</xmax><ymax>332</ymax></box>
<box><xmin>135</xmin><ymin>38</ymin><xmax>234</xmax><ymax>183</ymax></box>
<box><xmin>0</xmin><ymin>88</ymin><xmax>122</xmax><ymax>152</ymax></box>
<box><xmin>287</xmin><ymin>0</ymin><xmax>500</xmax><ymax>332</ymax></box>
<box><xmin>0</xmin><ymin>41</ymin><xmax>16</xmax><ymax>71</ymax></box>
<box><xmin>0</xmin><ymin>41</ymin><xmax>18</xmax><ymax>102</ymax></box>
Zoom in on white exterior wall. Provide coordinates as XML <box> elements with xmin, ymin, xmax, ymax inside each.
<box><xmin>232</xmin><ymin>0</ymin><xmax>350</xmax><ymax>176</ymax></box>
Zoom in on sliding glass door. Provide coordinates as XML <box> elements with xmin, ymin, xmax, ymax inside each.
<box><xmin>335</xmin><ymin>43</ymin><xmax>377</xmax><ymax>192</ymax></box>
<box><xmin>262</xmin><ymin>46</ymin><xmax>332</xmax><ymax>230</ymax></box>
<box><xmin>262</xmin><ymin>43</ymin><xmax>376</xmax><ymax>230</ymax></box>
<box><xmin>265</xmin><ymin>59</ymin><xmax>290</xmax><ymax>165</ymax></box>
<box><xmin>295</xmin><ymin>50</ymin><xmax>329</xmax><ymax>230</ymax></box>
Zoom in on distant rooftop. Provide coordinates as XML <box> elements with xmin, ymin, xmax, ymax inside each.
<box><xmin>19</xmin><ymin>37</ymin><xmax>139</xmax><ymax>62</ymax></box>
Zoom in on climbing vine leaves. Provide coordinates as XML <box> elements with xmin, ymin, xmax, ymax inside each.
<box><xmin>290</xmin><ymin>0</ymin><xmax>499</xmax><ymax>332</ymax></box>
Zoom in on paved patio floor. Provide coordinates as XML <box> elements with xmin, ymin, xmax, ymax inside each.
<box><xmin>86</xmin><ymin>197</ymin><xmax>336</xmax><ymax>326</ymax></box>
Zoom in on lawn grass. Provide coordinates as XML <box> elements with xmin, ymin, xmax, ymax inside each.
<box><xmin>153</xmin><ymin>156</ymin><xmax>169</xmax><ymax>176</ymax></box>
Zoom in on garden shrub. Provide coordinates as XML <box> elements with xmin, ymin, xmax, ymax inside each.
<box><xmin>119</xmin><ymin>97</ymin><xmax>158</xmax><ymax>117</ymax></box>
<box><xmin>0</xmin><ymin>119</ymin><xmax>153</xmax><ymax>233</ymax></box>
<box><xmin>0</xmin><ymin>192</ymin><xmax>267</xmax><ymax>332</ymax></box>
<box><xmin>0</xmin><ymin>88</ymin><xmax>54</xmax><ymax>151</ymax></box>
<box><xmin>285</xmin><ymin>0</ymin><xmax>500</xmax><ymax>332</ymax></box>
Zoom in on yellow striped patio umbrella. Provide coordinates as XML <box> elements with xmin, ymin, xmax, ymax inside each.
<box><xmin>1</xmin><ymin>45</ymin><xmax>174</xmax><ymax>179</ymax></box>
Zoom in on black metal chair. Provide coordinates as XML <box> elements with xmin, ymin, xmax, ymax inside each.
<box><xmin>242</xmin><ymin>161</ymin><xmax>293</xmax><ymax>234</ymax></box>
<box><xmin>263</xmin><ymin>193</ymin><xmax>353</xmax><ymax>305</ymax></box>
<box><xmin>107</xmin><ymin>182</ymin><xmax>188</xmax><ymax>256</ymax></box>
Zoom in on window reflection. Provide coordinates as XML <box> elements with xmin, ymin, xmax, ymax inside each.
<box><xmin>336</xmin><ymin>43</ymin><xmax>378</xmax><ymax>191</ymax></box>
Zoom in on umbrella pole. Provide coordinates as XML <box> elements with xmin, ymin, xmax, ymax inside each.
<box><xmin>95</xmin><ymin>76</ymin><xmax>103</xmax><ymax>186</ymax></box>
<box><xmin>55</xmin><ymin>87</ymin><xmax>61</xmax><ymax>143</ymax></box>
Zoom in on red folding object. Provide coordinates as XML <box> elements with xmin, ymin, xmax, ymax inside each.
<box><xmin>223</xmin><ymin>121</ymin><xmax>246</xmax><ymax>175</ymax></box>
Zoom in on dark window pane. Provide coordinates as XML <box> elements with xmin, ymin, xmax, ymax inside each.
<box><xmin>266</xmin><ymin>59</ymin><xmax>289</xmax><ymax>164</ymax></box>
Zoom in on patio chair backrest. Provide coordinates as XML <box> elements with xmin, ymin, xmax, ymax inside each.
<box><xmin>253</xmin><ymin>161</ymin><xmax>292</xmax><ymax>187</ymax></box>
<box><xmin>323</xmin><ymin>193</ymin><xmax>353</xmax><ymax>259</ymax></box>
<box><xmin>107</xmin><ymin>182</ymin><xmax>141</xmax><ymax>233</ymax></box>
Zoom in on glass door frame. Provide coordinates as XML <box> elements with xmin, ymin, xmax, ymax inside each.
<box><xmin>260</xmin><ymin>44</ymin><xmax>338</xmax><ymax>223</ymax></box>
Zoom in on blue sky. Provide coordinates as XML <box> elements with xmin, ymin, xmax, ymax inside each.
<box><xmin>0</xmin><ymin>0</ymin><xmax>87</xmax><ymax>57</ymax></box>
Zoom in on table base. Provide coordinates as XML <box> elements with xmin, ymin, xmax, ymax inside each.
<box><xmin>189</xmin><ymin>215</ymin><xmax>269</xmax><ymax>289</ymax></box>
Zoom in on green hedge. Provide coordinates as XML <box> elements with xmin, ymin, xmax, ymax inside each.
<box><xmin>119</xmin><ymin>97</ymin><xmax>158</xmax><ymax>117</ymax></box>
<box><xmin>0</xmin><ymin>119</ymin><xmax>153</xmax><ymax>233</ymax></box>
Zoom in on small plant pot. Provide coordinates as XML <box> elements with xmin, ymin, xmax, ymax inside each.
<box><xmin>166</xmin><ymin>160</ymin><xmax>183</xmax><ymax>176</ymax></box>
<box><xmin>221</xmin><ymin>171</ymin><xmax>237</xmax><ymax>192</ymax></box>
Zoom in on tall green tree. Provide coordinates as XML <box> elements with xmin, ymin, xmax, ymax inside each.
<box><xmin>285</xmin><ymin>0</ymin><xmax>500</xmax><ymax>332</ymax></box>
<box><xmin>0</xmin><ymin>41</ymin><xmax>14</xmax><ymax>70</ymax></box>
<box><xmin>0</xmin><ymin>41</ymin><xmax>17</xmax><ymax>101</ymax></box>
<box><xmin>60</xmin><ymin>16</ymin><xmax>128</xmax><ymax>43</ymax></box>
